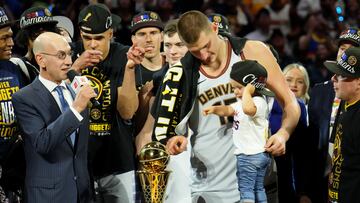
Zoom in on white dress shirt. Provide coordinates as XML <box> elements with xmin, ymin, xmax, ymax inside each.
<box><xmin>38</xmin><ymin>75</ymin><xmax>83</xmax><ymax>121</ymax></box>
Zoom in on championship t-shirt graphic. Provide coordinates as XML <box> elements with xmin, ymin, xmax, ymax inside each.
<box><xmin>0</xmin><ymin>65</ymin><xmax>24</xmax><ymax>139</ymax></box>
<box><xmin>0</xmin><ymin>79</ymin><xmax>19</xmax><ymax>139</ymax></box>
<box><xmin>0</xmin><ymin>60</ymin><xmax>27</xmax><ymax>158</ymax></box>
<box><xmin>81</xmin><ymin>66</ymin><xmax>112</xmax><ymax>137</ymax></box>
<box><xmin>329</xmin><ymin>124</ymin><xmax>344</xmax><ymax>202</ymax></box>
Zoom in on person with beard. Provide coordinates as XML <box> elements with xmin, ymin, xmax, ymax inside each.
<box><xmin>72</xmin><ymin>3</ymin><xmax>144</xmax><ymax>203</ymax></box>
<box><xmin>145</xmin><ymin>10</ymin><xmax>299</xmax><ymax>203</ymax></box>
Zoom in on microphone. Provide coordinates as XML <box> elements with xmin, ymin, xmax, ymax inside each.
<box><xmin>67</xmin><ymin>70</ymin><xmax>100</xmax><ymax>106</ymax></box>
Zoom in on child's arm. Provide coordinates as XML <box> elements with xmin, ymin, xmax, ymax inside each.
<box><xmin>242</xmin><ymin>84</ymin><xmax>257</xmax><ymax>117</ymax></box>
<box><xmin>203</xmin><ymin>105</ymin><xmax>235</xmax><ymax>117</ymax></box>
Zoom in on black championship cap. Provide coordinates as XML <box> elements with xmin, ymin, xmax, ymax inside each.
<box><xmin>230</xmin><ymin>60</ymin><xmax>274</xmax><ymax>96</ymax></box>
<box><xmin>324</xmin><ymin>47</ymin><xmax>360</xmax><ymax>78</ymax></box>
<box><xmin>0</xmin><ymin>7</ymin><xmax>12</xmax><ymax>29</ymax></box>
<box><xmin>338</xmin><ymin>27</ymin><xmax>360</xmax><ymax>47</ymax></box>
<box><xmin>78</xmin><ymin>3</ymin><xmax>113</xmax><ymax>34</ymax></box>
<box><xmin>130</xmin><ymin>11</ymin><xmax>163</xmax><ymax>34</ymax></box>
<box><xmin>19</xmin><ymin>7</ymin><xmax>58</xmax><ymax>29</ymax></box>
<box><xmin>208</xmin><ymin>13</ymin><xmax>230</xmax><ymax>34</ymax></box>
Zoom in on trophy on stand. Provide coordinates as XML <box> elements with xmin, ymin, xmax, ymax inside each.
<box><xmin>138</xmin><ymin>141</ymin><xmax>171</xmax><ymax>203</ymax></box>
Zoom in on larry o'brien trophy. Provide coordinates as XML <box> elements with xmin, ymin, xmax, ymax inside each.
<box><xmin>138</xmin><ymin>141</ymin><xmax>171</xmax><ymax>203</ymax></box>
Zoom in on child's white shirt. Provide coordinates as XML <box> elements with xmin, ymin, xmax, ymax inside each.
<box><xmin>231</xmin><ymin>96</ymin><xmax>269</xmax><ymax>155</ymax></box>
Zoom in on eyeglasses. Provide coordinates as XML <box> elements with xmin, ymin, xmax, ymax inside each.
<box><xmin>40</xmin><ymin>50</ymin><xmax>73</xmax><ymax>60</ymax></box>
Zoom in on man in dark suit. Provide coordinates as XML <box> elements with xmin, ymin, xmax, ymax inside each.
<box><xmin>12</xmin><ymin>32</ymin><xmax>96</xmax><ymax>203</ymax></box>
<box><xmin>307</xmin><ymin>27</ymin><xmax>360</xmax><ymax>202</ymax></box>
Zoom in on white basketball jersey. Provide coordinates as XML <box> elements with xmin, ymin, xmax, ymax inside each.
<box><xmin>189</xmin><ymin>42</ymin><xmax>242</xmax><ymax>203</ymax></box>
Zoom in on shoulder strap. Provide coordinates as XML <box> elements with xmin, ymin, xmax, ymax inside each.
<box><xmin>224</xmin><ymin>34</ymin><xmax>247</xmax><ymax>55</ymax></box>
<box><xmin>329</xmin><ymin>100</ymin><xmax>345</xmax><ymax>143</ymax></box>
<box><xmin>10</xmin><ymin>57</ymin><xmax>30</xmax><ymax>80</ymax></box>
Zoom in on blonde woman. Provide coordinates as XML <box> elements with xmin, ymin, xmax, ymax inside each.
<box><xmin>283</xmin><ymin>63</ymin><xmax>310</xmax><ymax>104</ymax></box>
<box><xmin>269</xmin><ymin>63</ymin><xmax>310</xmax><ymax>203</ymax></box>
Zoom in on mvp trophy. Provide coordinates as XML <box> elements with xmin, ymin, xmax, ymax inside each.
<box><xmin>138</xmin><ymin>141</ymin><xmax>171</xmax><ymax>203</ymax></box>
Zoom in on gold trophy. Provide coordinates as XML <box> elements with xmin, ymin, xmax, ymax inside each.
<box><xmin>138</xmin><ymin>141</ymin><xmax>171</xmax><ymax>203</ymax></box>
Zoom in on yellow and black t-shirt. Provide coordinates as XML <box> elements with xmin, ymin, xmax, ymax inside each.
<box><xmin>73</xmin><ymin>41</ymin><xmax>136</xmax><ymax>177</ymax></box>
<box><xmin>329</xmin><ymin>100</ymin><xmax>360</xmax><ymax>203</ymax></box>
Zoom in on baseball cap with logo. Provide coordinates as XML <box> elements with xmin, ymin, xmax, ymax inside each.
<box><xmin>19</xmin><ymin>7</ymin><xmax>58</xmax><ymax>29</ymax></box>
<box><xmin>130</xmin><ymin>11</ymin><xmax>163</xmax><ymax>34</ymax></box>
<box><xmin>208</xmin><ymin>13</ymin><xmax>230</xmax><ymax>34</ymax></box>
<box><xmin>230</xmin><ymin>60</ymin><xmax>274</xmax><ymax>96</ymax></box>
<box><xmin>338</xmin><ymin>27</ymin><xmax>360</xmax><ymax>47</ymax></box>
<box><xmin>78</xmin><ymin>3</ymin><xmax>113</xmax><ymax>34</ymax></box>
<box><xmin>0</xmin><ymin>7</ymin><xmax>12</xmax><ymax>29</ymax></box>
<box><xmin>324</xmin><ymin>47</ymin><xmax>360</xmax><ymax>78</ymax></box>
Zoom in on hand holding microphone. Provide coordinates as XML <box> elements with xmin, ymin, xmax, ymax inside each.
<box><xmin>67</xmin><ymin>70</ymin><xmax>100</xmax><ymax>111</ymax></box>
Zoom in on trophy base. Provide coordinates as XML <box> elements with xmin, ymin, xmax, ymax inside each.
<box><xmin>137</xmin><ymin>170</ymin><xmax>171</xmax><ymax>203</ymax></box>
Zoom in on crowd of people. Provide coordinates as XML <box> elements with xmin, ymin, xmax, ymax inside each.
<box><xmin>0</xmin><ymin>0</ymin><xmax>359</xmax><ymax>203</ymax></box>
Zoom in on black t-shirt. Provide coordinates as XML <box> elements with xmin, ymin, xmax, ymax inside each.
<box><xmin>151</xmin><ymin>63</ymin><xmax>169</xmax><ymax>96</ymax></box>
<box><xmin>329</xmin><ymin>100</ymin><xmax>360</xmax><ymax>202</ymax></box>
<box><xmin>137</xmin><ymin>64</ymin><xmax>163</xmax><ymax>86</ymax></box>
<box><xmin>132</xmin><ymin>62</ymin><xmax>164</xmax><ymax>135</ymax></box>
<box><xmin>72</xmin><ymin>41</ymin><xmax>136</xmax><ymax>177</ymax></box>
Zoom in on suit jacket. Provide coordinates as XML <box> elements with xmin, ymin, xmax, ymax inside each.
<box><xmin>308</xmin><ymin>81</ymin><xmax>335</xmax><ymax>163</ymax></box>
<box><xmin>307</xmin><ymin>80</ymin><xmax>335</xmax><ymax>202</ymax></box>
<box><xmin>12</xmin><ymin>78</ymin><xmax>90</xmax><ymax>203</ymax></box>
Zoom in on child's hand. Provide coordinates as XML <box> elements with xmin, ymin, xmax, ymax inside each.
<box><xmin>203</xmin><ymin>107</ymin><xmax>214</xmax><ymax>115</ymax></box>
<box><xmin>244</xmin><ymin>83</ymin><xmax>256</xmax><ymax>95</ymax></box>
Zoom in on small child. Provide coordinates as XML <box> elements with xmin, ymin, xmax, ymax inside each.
<box><xmin>203</xmin><ymin>60</ymin><xmax>273</xmax><ymax>203</ymax></box>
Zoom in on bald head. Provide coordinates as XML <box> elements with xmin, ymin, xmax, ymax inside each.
<box><xmin>33</xmin><ymin>32</ymin><xmax>68</xmax><ymax>55</ymax></box>
<box><xmin>33</xmin><ymin>32</ymin><xmax>72</xmax><ymax>84</ymax></box>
